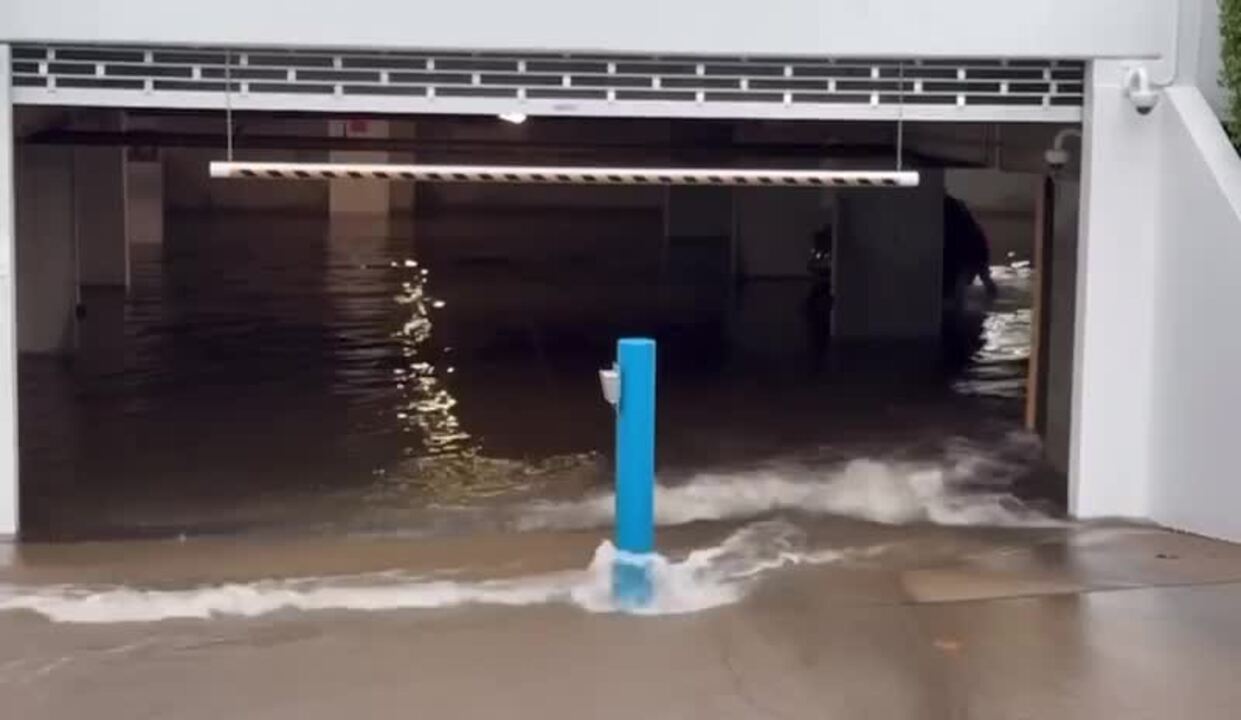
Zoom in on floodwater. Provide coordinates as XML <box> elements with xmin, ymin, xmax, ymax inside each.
<box><xmin>17</xmin><ymin>208</ymin><xmax>1045</xmax><ymax>541</ymax></box>
<box><xmin>18</xmin><ymin>209</ymin><xmax>1041</xmax><ymax>541</ymax></box>
<box><xmin>12</xmin><ymin>209</ymin><xmax>1241</xmax><ymax>718</ymax></box>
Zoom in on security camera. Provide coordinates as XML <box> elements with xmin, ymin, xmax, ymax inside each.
<box><xmin>1124</xmin><ymin>66</ymin><xmax>1159</xmax><ymax>116</ymax></box>
<box><xmin>1044</xmin><ymin>129</ymin><xmax>1080</xmax><ymax>173</ymax></box>
<box><xmin>1044</xmin><ymin>148</ymin><xmax>1070</xmax><ymax>169</ymax></box>
<box><xmin>1130</xmin><ymin>89</ymin><xmax>1159</xmax><ymax>116</ymax></box>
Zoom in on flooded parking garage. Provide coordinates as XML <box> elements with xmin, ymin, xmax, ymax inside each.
<box><xmin>14</xmin><ymin>114</ymin><xmax>1060</xmax><ymax>540</ymax></box>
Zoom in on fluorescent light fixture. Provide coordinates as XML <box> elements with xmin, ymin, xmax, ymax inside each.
<box><xmin>498</xmin><ymin>112</ymin><xmax>528</xmax><ymax>125</ymax></box>
<box><xmin>209</xmin><ymin>161</ymin><xmax>920</xmax><ymax>188</ymax></box>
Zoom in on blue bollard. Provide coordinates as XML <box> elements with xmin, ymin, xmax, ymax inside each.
<box><xmin>609</xmin><ymin>338</ymin><xmax>656</xmax><ymax>608</ymax></box>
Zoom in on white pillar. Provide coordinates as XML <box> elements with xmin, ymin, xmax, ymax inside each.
<box><xmin>75</xmin><ymin>146</ymin><xmax>129</xmax><ymax>287</ymax></box>
<box><xmin>126</xmin><ymin>154</ymin><xmax>165</xmax><ymax>246</ymax></box>
<box><xmin>833</xmin><ymin>169</ymin><xmax>945</xmax><ymax>339</ymax></box>
<box><xmin>1069</xmin><ymin>60</ymin><xmax>1161</xmax><ymax>519</ymax></box>
<box><xmin>0</xmin><ymin>45</ymin><xmax>20</xmax><ymax>537</ymax></box>
<box><xmin>15</xmin><ymin>145</ymin><xmax>78</xmax><ymax>355</ymax></box>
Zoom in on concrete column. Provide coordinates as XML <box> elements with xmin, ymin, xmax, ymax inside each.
<box><xmin>727</xmin><ymin>187</ymin><xmax>827</xmax><ymax>370</ymax></box>
<box><xmin>662</xmin><ymin>186</ymin><xmax>733</xmax><ymax>280</ymax></box>
<box><xmin>0</xmin><ymin>45</ymin><xmax>20</xmax><ymax>537</ymax></box>
<box><xmin>833</xmin><ymin>169</ymin><xmax>945</xmax><ymax>339</ymax></box>
<box><xmin>68</xmin><ymin>115</ymin><xmax>130</xmax><ymax>376</ymax></box>
<box><xmin>1044</xmin><ymin>176</ymin><xmax>1080</xmax><ymax>475</ymax></box>
<box><xmin>126</xmin><ymin>153</ymin><xmax>164</xmax><ymax>246</ymax></box>
<box><xmin>662</xmin><ymin>122</ymin><xmax>734</xmax><ymax>283</ymax></box>
<box><xmin>15</xmin><ymin>145</ymin><xmax>78</xmax><ymax>355</ymax></box>
<box><xmin>1069</xmin><ymin>60</ymin><xmax>1161</xmax><ymax>519</ymax></box>
<box><xmin>75</xmin><ymin>146</ymin><xmax>128</xmax><ymax>287</ymax></box>
<box><xmin>734</xmin><ymin>188</ymin><xmax>825</xmax><ymax>278</ymax></box>
<box><xmin>388</xmin><ymin>120</ymin><xmax>417</xmax><ymax>220</ymax></box>
<box><xmin>329</xmin><ymin>119</ymin><xmax>391</xmax><ymax>238</ymax></box>
<box><xmin>665</xmin><ymin>187</ymin><xmax>733</xmax><ymax>242</ymax></box>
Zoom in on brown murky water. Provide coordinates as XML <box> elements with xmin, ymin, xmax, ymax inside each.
<box><xmin>18</xmin><ymin>209</ymin><xmax>1038</xmax><ymax>541</ymax></box>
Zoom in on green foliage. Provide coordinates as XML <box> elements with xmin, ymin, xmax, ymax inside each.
<box><xmin>1224</xmin><ymin>0</ymin><xmax>1241</xmax><ymax>139</ymax></box>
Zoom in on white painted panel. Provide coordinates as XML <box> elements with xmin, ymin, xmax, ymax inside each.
<box><xmin>1148</xmin><ymin>86</ymin><xmax>1241</xmax><ymax>542</ymax></box>
<box><xmin>0</xmin><ymin>0</ymin><xmax>1175</xmax><ymax>62</ymax></box>
<box><xmin>0</xmin><ymin>45</ymin><xmax>17</xmax><ymax>538</ymax></box>
<box><xmin>10</xmin><ymin>88</ymin><xmax>1085</xmax><ymax>125</ymax></box>
<box><xmin>1069</xmin><ymin>61</ymin><xmax>1160</xmax><ymax>520</ymax></box>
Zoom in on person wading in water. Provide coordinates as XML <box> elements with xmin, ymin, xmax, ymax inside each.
<box><xmin>943</xmin><ymin>193</ymin><xmax>999</xmax><ymax>309</ymax></box>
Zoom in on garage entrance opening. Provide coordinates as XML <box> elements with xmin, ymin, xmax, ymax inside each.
<box><xmin>15</xmin><ymin>110</ymin><xmax>1078</xmax><ymax>540</ymax></box>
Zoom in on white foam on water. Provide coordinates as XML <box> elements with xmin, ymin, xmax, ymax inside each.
<box><xmin>573</xmin><ymin>520</ymin><xmax>846</xmax><ymax>615</ymax></box>
<box><xmin>0</xmin><ymin>575</ymin><xmax>570</xmax><ymax>624</ymax></box>
<box><xmin>515</xmin><ymin>455</ymin><xmax>1059</xmax><ymax>533</ymax></box>
<box><xmin>0</xmin><ymin>521</ymin><xmax>848</xmax><ymax>624</ymax></box>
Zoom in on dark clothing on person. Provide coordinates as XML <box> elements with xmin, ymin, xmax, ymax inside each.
<box><xmin>943</xmin><ymin>195</ymin><xmax>997</xmax><ymax>300</ymax></box>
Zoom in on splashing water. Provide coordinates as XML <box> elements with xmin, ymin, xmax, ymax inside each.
<box><xmin>513</xmin><ymin>455</ymin><xmax>1058</xmax><ymax>533</ymax></box>
<box><xmin>0</xmin><ymin>441</ymin><xmax>1059</xmax><ymax>624</ymax></box>
<box><xmin>0</xmin><ymin>521</ymin><xmax>854</xmax><ymax>624</ymax></box>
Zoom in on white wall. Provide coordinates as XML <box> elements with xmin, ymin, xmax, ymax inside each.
<box><xmin>0</xmin><ymin>46</ymin><xmax>17</xmax><ymax>537</ymax></box>
<box><xmin>1071</xmin><ymin>57</ymin><xmax>1241</xmax><ymax>542</ymax></box>
<box><xmin>1148</xmin><ymin>87</ymin><xmax>1241</xmax><ymax>541</ymax></box>
<box><xmin>0</xmin><ymin>0</ymin><xmax>1176</xmax><ymax>62</ymax></box>
<box><xmin>1070</xmin><ymin>60</ymin><xmax>1162</xmax><ymax>520</ymax></box>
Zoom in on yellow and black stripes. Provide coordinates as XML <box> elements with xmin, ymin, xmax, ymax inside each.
<box><xmin>210</xmin><ymin>162</ymin><xmax>920</xmax><ymax>188</ymax></box>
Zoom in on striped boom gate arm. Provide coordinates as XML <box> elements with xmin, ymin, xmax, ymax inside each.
<box><xmin>209</xmin><ymin>161</ymin><xmax>920</xmax><ymax>188</ymax></box>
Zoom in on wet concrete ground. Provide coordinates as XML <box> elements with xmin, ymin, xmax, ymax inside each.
<box><xmin>4</xmin><ymin>520</ymin><xmax>1241</xmax><ymax>718</ymax></box>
